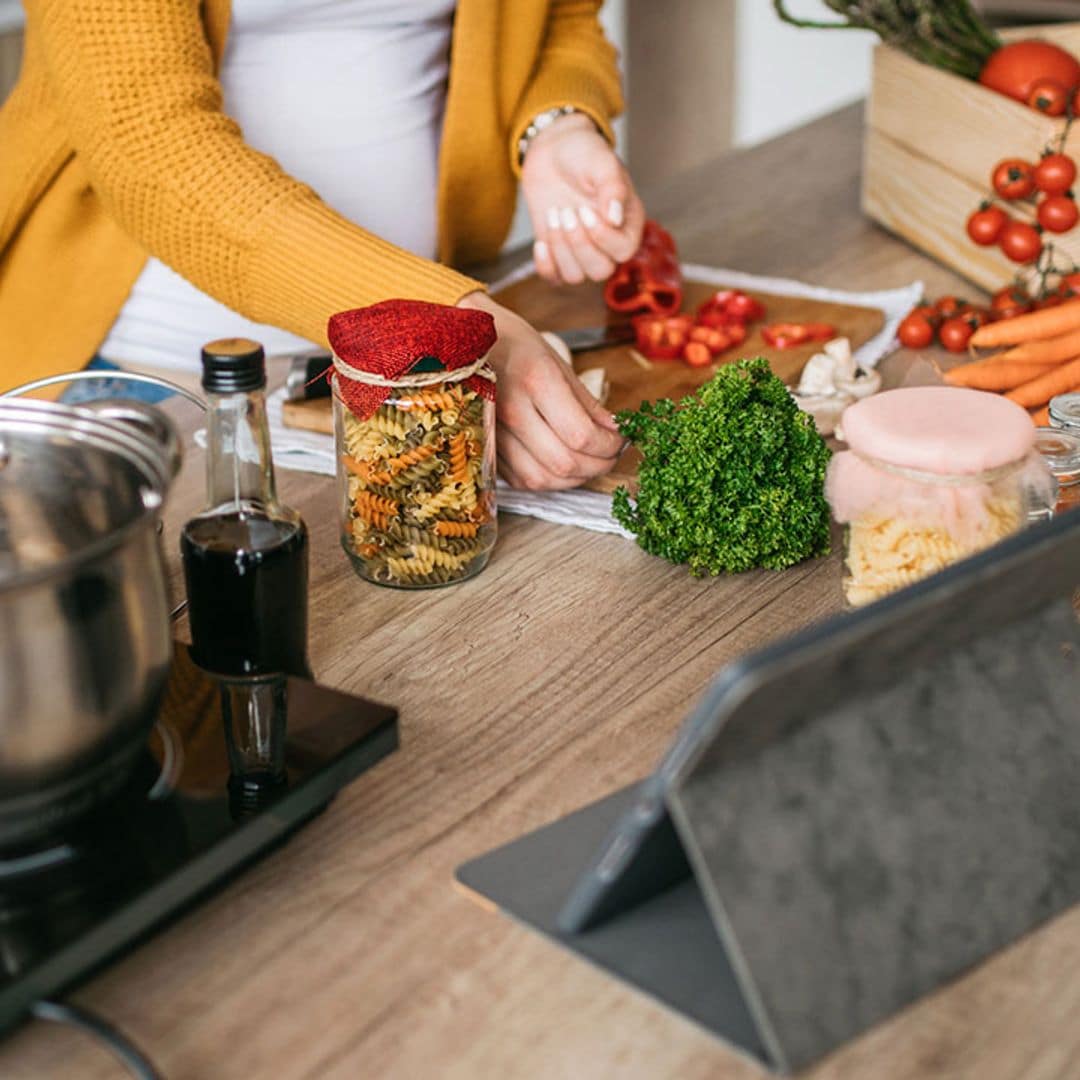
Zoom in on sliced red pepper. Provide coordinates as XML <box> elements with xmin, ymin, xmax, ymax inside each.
<box><xmin>689</xmin><ymin>325</ymin><xmax>732</xmax><ymax>355</ymax></box>
<box><xmin>603</xmin><ymin>220</ymin><xmax>683</xmax><ymax>316</ymax></box>
<box><xmin>695</xmin><ymin>289</ymin><xmax>766</xmax><ymax>328</ymax></box>
<box><xmin>761</xmin><ymin>321</ymin><xmax>835</xmax><ymax>349</ymax></box>
<box><xmin>682</xmin><ymin>341</ymin><xmax>714</xmax><ymax>367</ymax></box>
<box><xmin>632</xmin><ymin>313</ymin><xmax>694</xmax><ymax>360</ymax></box>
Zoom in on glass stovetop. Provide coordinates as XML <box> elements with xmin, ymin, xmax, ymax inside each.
<box><xmin>0</xmin><ymin>645</ymin><xmax>397</xmax><ymax>1036</ymax></box>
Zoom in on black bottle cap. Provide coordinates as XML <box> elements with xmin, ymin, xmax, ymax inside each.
<box><xmin>201</xmin><ymin>338</ymin><xmax>266</xmax><ymax>394</ymax></box>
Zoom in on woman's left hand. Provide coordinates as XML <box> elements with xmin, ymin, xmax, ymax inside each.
<box><xmin>521</xmin><ymin>113</ymin><xmax>646</xmax><ymax>286</ymax></box>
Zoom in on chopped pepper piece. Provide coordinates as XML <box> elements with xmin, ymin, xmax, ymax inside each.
<box><xmin>761</xmin><ymin>322</ymin><xmax>835</xmax><ymax>349</ymax></box>
<box><xmin>696</xmin><ymin>290</ymin><xmax>765</xmax><ymax>328</ymax></box>
<box><xmin>632</xmin><ymin>313</ymin><xmax>694</xmax><ymax>360</ymax></box>
<box><xmin>604</xmin><ymin>221</ymin><xmax>683</xmax><ymax>316</ymax></box>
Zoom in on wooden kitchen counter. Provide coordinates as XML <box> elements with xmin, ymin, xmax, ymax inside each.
<box><xmin>5</xmin><ymin>104</ymin><xmax>1080</xmax><ymax>1080</ymax></box>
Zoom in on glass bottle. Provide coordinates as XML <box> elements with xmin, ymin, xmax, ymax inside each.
<box><xmin>181</xmin><ymin>339</ymin><xmax>312</xmax><ymax>678</ymax></box>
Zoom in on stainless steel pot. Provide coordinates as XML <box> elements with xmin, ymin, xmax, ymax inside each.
<box><xmin>0</xmin><ymin>393</ymin><xmax>184</xmax><ymax>847</ymax></box>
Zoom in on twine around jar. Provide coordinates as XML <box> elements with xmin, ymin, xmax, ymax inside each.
<box><xmin>331</xmin><ymin>351</ymin><xmax>496</xmax><ymax>388</ymax></box>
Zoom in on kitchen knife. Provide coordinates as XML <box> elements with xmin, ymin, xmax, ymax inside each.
<box><xmin>284</xmin><ymin>354</ymin><xmax>333</xmax><ymax>401</ymax></box>
<box><xmin>284</xmin><ymin>325</ymin><xmax>634</xmax><ymax>401</ymax></box>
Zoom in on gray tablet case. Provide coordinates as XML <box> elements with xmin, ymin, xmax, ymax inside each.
<box><xmin>457</xmin><ymin>512</ymin><xmax>1080</xmax><ymax>1073</ymax></box>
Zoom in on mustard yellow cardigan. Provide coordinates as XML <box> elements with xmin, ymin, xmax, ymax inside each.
<box><xmin>0</xmin><ymin>0</ymin><xmax>622</xmax><ymax>391</ymax></box>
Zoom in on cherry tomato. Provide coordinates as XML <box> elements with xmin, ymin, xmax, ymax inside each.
<box><xmin>990</xmin><ymin>285</ymin><xmax>1032</xmax><ymax>320</ymax></box>
<box><xmin>1037</xmin><ymin>193</ymin><xmax>1079</xmax><ymax>233</ymax></box>
<box><xmin>910</xmin><ymin>303</ymin><xmax>940</xmax><ymax>323</ymax></box>
<box><xmin>897</xmin><ymin>313</ymin><xmax>934</xmax><ymax>348</ymax></box>
<box><xmin>1073</xmin><ymin>87</ymin><xmax>1080</xmax><ymax>118</ymax></box>
<box><xmin>682</xmin><ymin>341</ymin><xmax>714</xmax><ymax>367</ymax></box>
<box><xmin>1060</xmin><ymin>271</ymin><xmax>1080</xmax><ymax>296</ymax></box>
<box><xmin>1034</xmin><ymin>152</ymin><xmax>1077</xmax><ymax>195</ymax></box>
<box><xmin>963</xmin><ymin>307</ymin><xmax>991</xmax><ymax>328</ymax></box>
<box><xmin>934</xmin><ymin>296</ymin><xmax>965</xmax><ymax>318</ymax></box>
<box><xmin>966</xmin><ymin>204</ymin><xmax>1008</xmax><ymax>245</ymax></box>
<box><xmin>939</xmin><ymin>316</ymin><xmax>975</xmax><ymax>353</ymax></box>
<box><xmin>1027</xmin><ymin>78</ymin><xmax>1069</xmax><ymax>116</ymax></box>
<box><xmin>1035</xmin><ymin>293</ymin><xmax>1065</xmax><ymax>310</ymax></box>
<box><xmin>979</xmin><ymin>41</ymin><xmax>1080</xmax><ymax>104</ymax></box>
<box><xmin>998</xmin><ymin>220</ymin><xmax>1043</xmax><ymax>263</ymax></box>
<box><xmin>992</xmin><ymin>158</ymin><xmax>1036</xmax><ymax>200</ymax></box>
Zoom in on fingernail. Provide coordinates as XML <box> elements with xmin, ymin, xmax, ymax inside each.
<box><xmin>560</xmin><ymin>207</ymin><xmax>579</xmax><ymax>231</ymax></box>
<box><xmin>579</xmin><ymin>204</ymin><xmax>599</xmax><ymax>228</ymax></box>
<box><xmin>534</xmin><ymin>239</ymin><xmax>549</xmax><ymax>261</ymax></box>
<box><xmin>607</xmin><ymin>199</ymin><xmax>624</xmax><ymax>227</ymax></box>
<box><xmin>546</xmin><ymin>207</ymin><xmax>561</xmax><ymax>231</ymax></box>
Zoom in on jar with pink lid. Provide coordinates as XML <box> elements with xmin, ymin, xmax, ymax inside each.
<box><xmin>826</xmin><ymin>387</ymin><xmax>1056</xmax><ymax>607</ymax></box>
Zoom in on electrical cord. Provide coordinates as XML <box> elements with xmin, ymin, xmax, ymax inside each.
<box><xmin>30</xmin><ymin>1000</ymin><xmax>163</xmax><ymax>1080</ymax></box>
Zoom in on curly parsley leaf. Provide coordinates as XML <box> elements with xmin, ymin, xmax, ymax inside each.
<box><xmin>612</xmin><ymin>358</ymin><xmax>832</xmax><ymax>575</ymax></box>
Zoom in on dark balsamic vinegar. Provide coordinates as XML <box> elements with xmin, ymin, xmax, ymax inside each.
<box><xmin>181</xmin><ymin>511</ymin><xmax>311</xmax><ymax>679</ymax></box>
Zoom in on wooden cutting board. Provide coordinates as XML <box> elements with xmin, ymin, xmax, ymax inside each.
<box><xmin>281</xmin><ymin>275</ymin><xmax>884</xmax><ymax>493</ymax></box>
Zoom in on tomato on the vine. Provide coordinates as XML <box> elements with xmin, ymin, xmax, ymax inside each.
<box><xmin>966</xmin><ymin>204</ymin><xmax>1009</xmax><ymax>246</ymax></box>
<box><xmin>1060</xmin><ymin>270</ymin><xmax>1080</xmax><ymax>295</ymax></box>
<box><xmin>979</xmin><ymin>41</ymin><xmax>1080</xmax><ymax>104</ymax></box>
<box><xmin>1027</xmin><ymin>78</ymin><xmax>1069</xmax><ymax>116</ymax></box>
<box><xmin>999</xmin><ymin>220</ymin><xmax>1043</xmax><ymax>263</ymax></box>
<box><xmin>934</xmin><ymin>296</ymin><xmax>965</xmax><ymax>317</ymax></box>
<box><xmin>990</xmin><ymin>285</ymin><xmax>1031</xmax><ymax>320</ymax></box>
<box><xmin>897</xmin><ymin>313</ymin><xmax>934</xmax><ymax>349</ymax></box>
<box><xmin>1033</xmin><ymin>153</ymin><xmax>1077</xmax><ymax>195</ymax></box>
<box><xmin>1037</xmin><ymin>193</ymin><xmax>1079</xmax><ymax>233</ymax></box>
<box><xmin>939</xmin><ymin>316</ymin><xmax>975</xmax><ymax>353</ymax></box>
<box><xmin>992</xmin><ymin>158</ymin><xmax>1036</xmax><ymax>200</ymax></box>
<box><xmin>910</xmin><ymin>303</ymin><xmax>939</xmax><ymax>323</ymax></box>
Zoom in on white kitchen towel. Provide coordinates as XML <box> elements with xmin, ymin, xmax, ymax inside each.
<box><xmin>262</xmin><ymin>265</ymin><xmax>923</xmax><ymax>536</ymax></box>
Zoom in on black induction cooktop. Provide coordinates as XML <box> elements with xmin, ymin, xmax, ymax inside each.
<box><xmin>0</xmin><ymin>645</ymin><xmax>397</xmax><ymax>1036</ymax></box>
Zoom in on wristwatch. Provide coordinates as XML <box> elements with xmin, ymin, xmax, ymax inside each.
<box><xmin>517</xmin><ymin>105</ymin><xmax>582</xmax><ymax>165</ymax></box>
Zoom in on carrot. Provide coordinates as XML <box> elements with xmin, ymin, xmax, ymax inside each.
<box><xmin>969</xmin><ymin>297</ymin><xmax>1080</xmax><ymax>348</ymax></box>
<box><xmin>1005</xmin><ymin>357</ymin><xmax>1080</xmax><ymax>408</ymax></box>
<box><xmin>1030</xmin><ymin>405</ymin><xmax>1050</xmax><ymax>426</ymax></box>
<box><xmin>944</xmin><ymin>360</ymin><xmax>1060</xmax><ymax>391</ymax></box>
<box><xmin>984</xmin><ymin>325</ymin><xmax>1080</xmax><ymax>364</ymax></box>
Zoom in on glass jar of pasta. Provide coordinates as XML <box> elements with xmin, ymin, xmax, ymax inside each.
<box><xmin>826</xmin><ymin>387</ymin><xmax>1056</xmax><ymax>607</ymax></box>
<box><xmin>327</xmin><ymin>300</ymin><xmax>498</xmax><ymax>588</ymax></box>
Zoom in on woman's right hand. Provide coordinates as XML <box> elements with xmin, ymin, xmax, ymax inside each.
<box><xmin>457</xmin><ymin>291</ymin><xmax>624</xmax><ymax>490</ymax></box>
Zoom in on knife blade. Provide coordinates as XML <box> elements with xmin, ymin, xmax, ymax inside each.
<box><xmin>553</xmin><ymin>324</ymin><xmax>635</xmax><ymax>354</ymax></box>
<box><xmin>284</xmin><ymin>354</ymin><xmax>333</xmax><ymax>401</ymax></box>
<box><xmin>283</xmin><ymin>324</ymin><xmax>634</xmax><ymax>402</ymax></box>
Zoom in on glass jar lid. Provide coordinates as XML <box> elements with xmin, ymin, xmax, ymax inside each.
<box><xmin>1034</xmin><ymin>426</ymin><xmax>1080</xmax><ymax>486</ymax></box>
<box><xmin>842</xmin><ymin>386</ymin><xmax>1035</xmax><ymax>475</ymax></box>
<box><xmin>1048</xmin><ymin>392</ymin><xmax>1080</xmax><ymax>433</ymax></box>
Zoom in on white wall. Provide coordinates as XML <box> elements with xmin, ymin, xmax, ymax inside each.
<box><xmin>734</xmin><ymin>0</ymin><xmax>875</xmax><ymax>147</ymax></box>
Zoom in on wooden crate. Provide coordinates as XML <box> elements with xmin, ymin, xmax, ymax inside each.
<box><xmin>863</xmin><ymin>23</ymin><xmax>1080</xmax><ymax>294</ymax></box>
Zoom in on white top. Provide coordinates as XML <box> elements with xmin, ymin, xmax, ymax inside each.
<box><xmin>100</xmin><ymin>0</ymin><xmax>456</xmax><ymax>370</ymax></box>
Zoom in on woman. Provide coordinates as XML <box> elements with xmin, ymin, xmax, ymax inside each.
<box><xmin>0</xmin><ymin>0</ymin><xmax>646</xmax><ymax>490</ymax></box>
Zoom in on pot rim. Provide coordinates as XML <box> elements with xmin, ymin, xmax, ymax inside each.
<box><xmin>0</xmin><ymin>399</ymin><xmax>176</xmax><ymax>594</ymax></box>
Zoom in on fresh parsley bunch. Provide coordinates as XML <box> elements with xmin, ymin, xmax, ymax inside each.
<box><xmin>612</xmin><ymin>358</ymin><xmax>832</xmax><ymax>575</ymax></box>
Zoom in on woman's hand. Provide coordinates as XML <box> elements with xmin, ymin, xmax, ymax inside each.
<box><xmin>521</xmin><ymin>113</ymin><xmax>646</xmax><ymax>286</ymax></box>
<box><xmin>457</xmin><ymin>291</ymin><xmax>624</xmax><ymax>490</ymax></box>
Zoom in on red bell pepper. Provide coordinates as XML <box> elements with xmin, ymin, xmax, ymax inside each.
<box><xmin>761</xmin><ymin>322</ymin><xmax>835</xmax><ymax>349</ymax></box>
<box><xmin>682</xmin><ymin>341</ymin><xmax>713</xmax><ymax>367</ymax></box>
<box><xmin>696</xmin><ymin>290</ymin><xmax>765</xmax><ymax>328</ymax></box>
<box><xmin>632</xmin><ymin>313</ymin><xmax>694</xmax><ymax>360</ymax></box>
<box><xmin>603</xmin><ymin>221</ymin><xmax>683</xmax><ymax>316</ymax></box>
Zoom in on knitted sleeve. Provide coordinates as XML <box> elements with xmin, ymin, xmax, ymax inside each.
<box><xmin>508</xmin><ymin>0</ymin><xmax>625</xmax><ymax>175</ymax></box>
<box><xmin>24</xmin><ymin>0</ymin><xmax>482</xmax><ymax>345</ymax></box>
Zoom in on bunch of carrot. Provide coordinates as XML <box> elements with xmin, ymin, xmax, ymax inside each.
<box><xmin>943</xmin><ymin>298</ymin><xmax>1080</xmax><ymax>423</ymax></box>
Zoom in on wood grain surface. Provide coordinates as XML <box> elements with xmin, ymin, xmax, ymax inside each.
<box><xmin>4</xmin><ymin>105</ymin><xmax>1080</xmax><ymax>1080</ymax></box>
<box><xmin>283</xmin><ymin>278</ymin><xmax>883</xmax><ymax>494</ymax></box>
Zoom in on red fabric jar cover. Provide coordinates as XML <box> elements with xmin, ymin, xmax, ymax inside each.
<box><xmin>328</xmin><ymin>299</ymin><xmax>497</xmax><ymax>420</ymax></box>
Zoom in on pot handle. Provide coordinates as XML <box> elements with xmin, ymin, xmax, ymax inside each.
<box><xmin>1</xmin><ymin>371</ymin><xmax>207</xmax><ymax>623</ymax></box>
